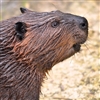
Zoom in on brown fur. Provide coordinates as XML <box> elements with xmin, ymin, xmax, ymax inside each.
<box><xmin>0</xmin><ymin>8</ymin><xmax>88</xmax><ymax>100</ymax></box>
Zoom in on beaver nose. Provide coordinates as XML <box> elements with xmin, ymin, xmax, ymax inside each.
<box><xmin>79</xmin><ymin>17</ymin><xmax>88</xmax><ymax>30</ymax></box>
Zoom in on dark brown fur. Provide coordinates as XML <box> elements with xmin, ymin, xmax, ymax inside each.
<box><xmin>0</xmin><ymin>8</ymin><xmax>88</xmax><ymax>100</ymax></box>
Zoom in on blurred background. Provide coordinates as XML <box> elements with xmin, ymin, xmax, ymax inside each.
<box><xmin>0</xmin><ymin>0</ymin><xmax>100</xmax><ymax>100</ymax></box>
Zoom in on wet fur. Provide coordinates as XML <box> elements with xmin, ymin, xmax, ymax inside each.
<box><xmin>0</xmin><ymin>8</ymin><xmax>88</xmax><ymax>100</ymax></box>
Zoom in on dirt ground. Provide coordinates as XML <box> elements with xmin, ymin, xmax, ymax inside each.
<box><xmin>0</xmin><ymin>0</ymin><xmax>100</xmax><ymax>100</ymax></box>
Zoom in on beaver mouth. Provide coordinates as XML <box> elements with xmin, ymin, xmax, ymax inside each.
<box><xmin>73</xmin><ymin>44</ymin><xmax>81</xmax><ymax>52</ymax></box>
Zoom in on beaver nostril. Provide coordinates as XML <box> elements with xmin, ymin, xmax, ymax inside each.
<box><xmin>80</xmin><ymin>22</ymin><xmax>87</xmax><ymax>29</ymax></box>
<box><xmin>81</xmin><ymin>23</ymin><xmax>86</xmax><ymax>27</ymax></box>
<box><xmin>79</xmin><ymin>17</ymin><xmax>88</xmax><ymax>30</ymax></box>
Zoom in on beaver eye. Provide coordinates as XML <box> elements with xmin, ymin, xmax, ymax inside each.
<box><xmin>51</xmin><ymin>20</ymin><xmax>60</xmax><ymax>28</ymax></box>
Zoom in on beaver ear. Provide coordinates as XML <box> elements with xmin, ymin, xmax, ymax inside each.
<box><xmin>20</xmin><ymin>7</ymin><xmax>32</xmax><ymax>13</ymax></box>
<box><xmin>15</xmin><ymin>22</ymin><xmax>27</xmax><ymax>40</ymax></box>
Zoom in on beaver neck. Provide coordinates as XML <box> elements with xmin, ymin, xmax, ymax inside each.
<box><xmin>0</xmin><ymin>54</ymin><xmax>44</xmax><ymax>100</ymax></box>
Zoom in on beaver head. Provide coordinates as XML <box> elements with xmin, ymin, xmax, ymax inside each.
<box><xmin>14</xmin><ymin>8</ymin><xmax>88</xmax><ymax>71</ymax></box>
<box><xmin>0</xmin><ymin>8</ymin><xmax>88</xmax><ymax>100</ymax></box>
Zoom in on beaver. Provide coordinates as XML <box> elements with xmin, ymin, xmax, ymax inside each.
<box><xmin>0</xmin><ymin>8</ymin><xmax>88</xmax><ymax>100</ymax></box>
